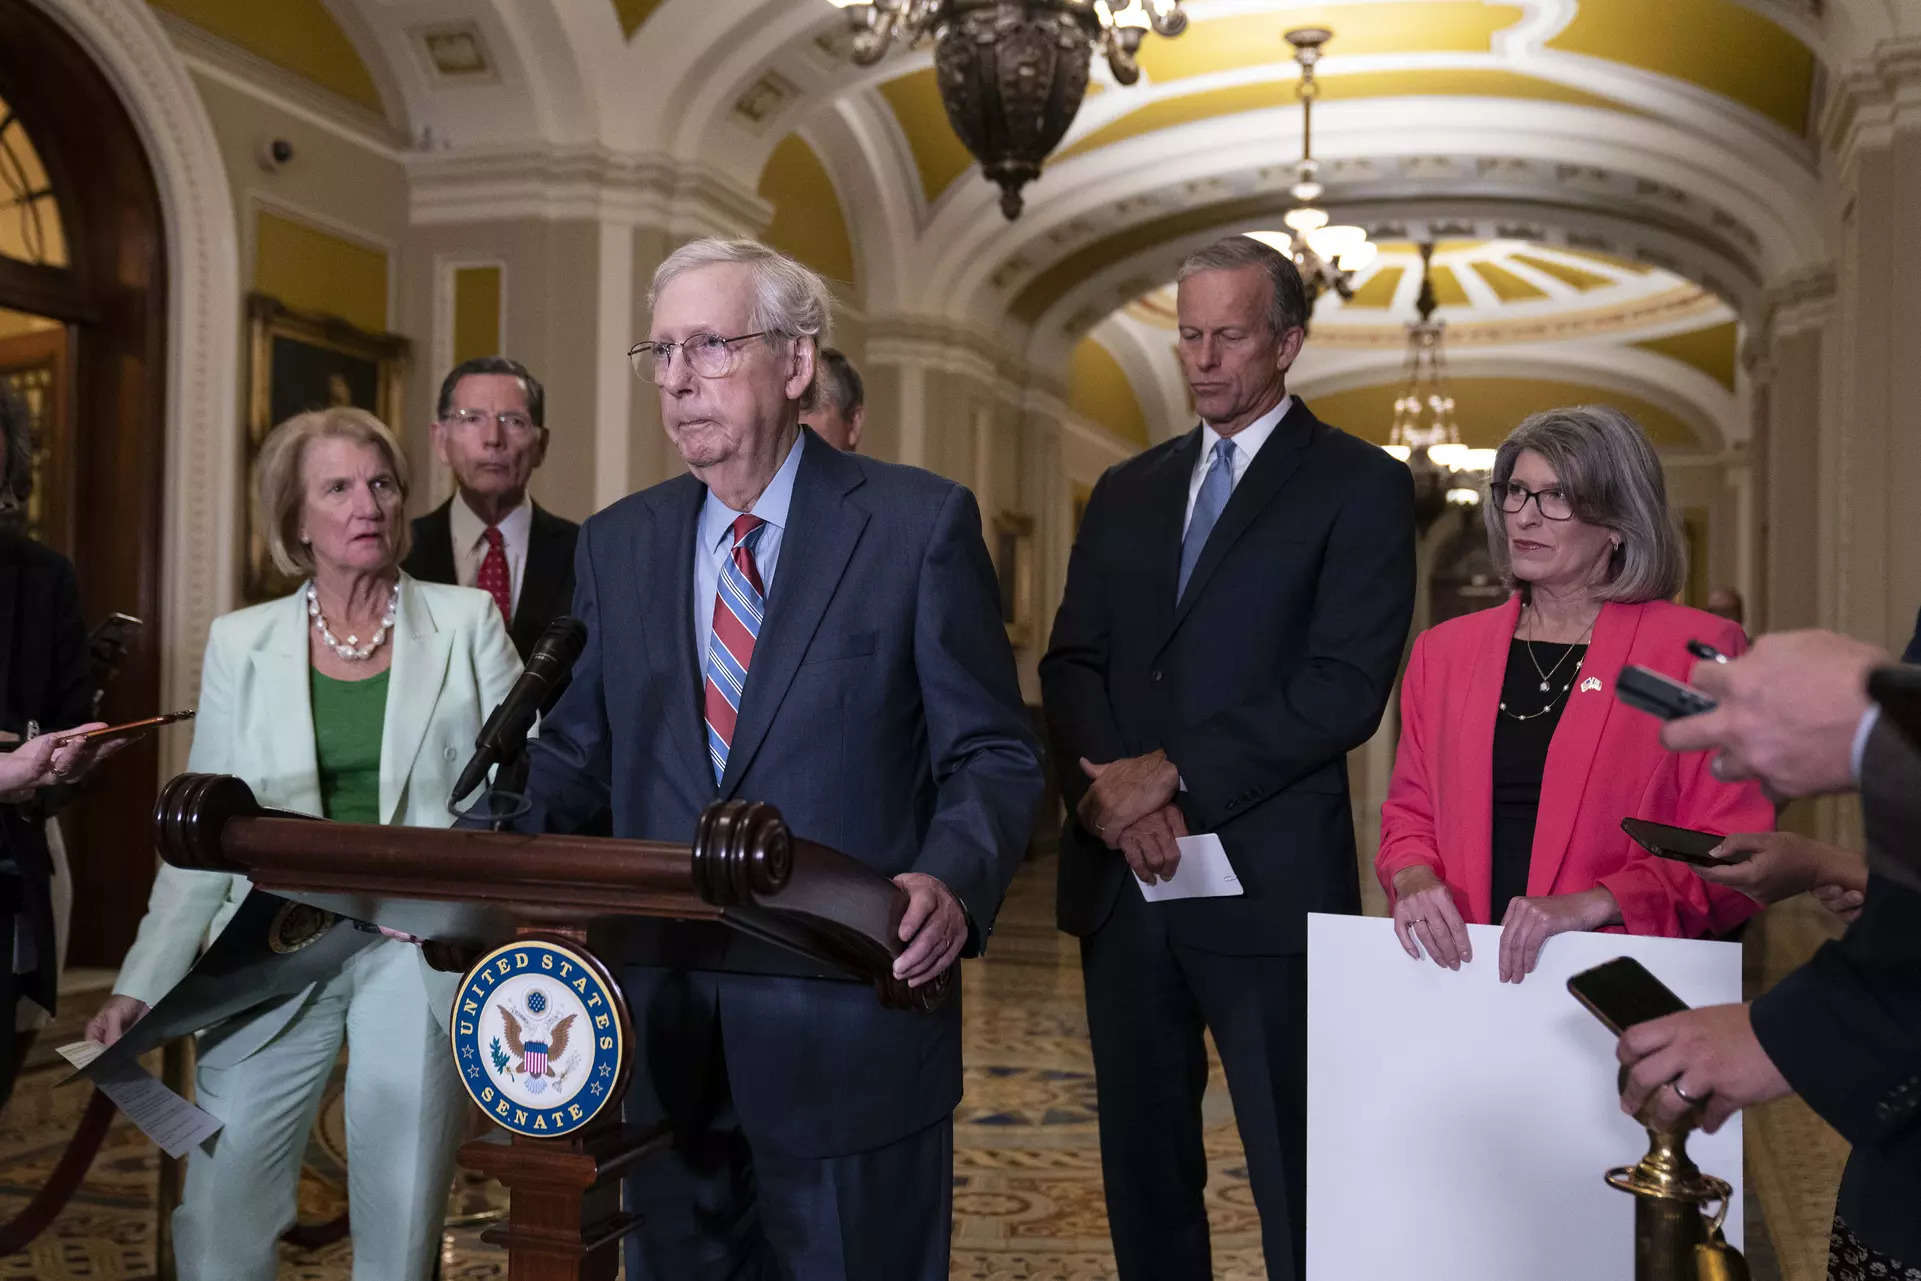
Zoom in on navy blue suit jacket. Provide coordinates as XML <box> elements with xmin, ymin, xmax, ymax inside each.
<box><xmin>518</xmin><ymin>428</ymin><xmax>1042</xmax><ymax>1155</ymax></box>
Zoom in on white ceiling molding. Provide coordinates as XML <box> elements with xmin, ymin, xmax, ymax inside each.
<box><xmin>317</xmin><ymin>0</ymin><xmax>414</xmax><ymax>134</ymax></box>
<box><xmin>1022</xmin><ymin>195</ymin><xmax>1772</xmax><ymax>373</ymax></box>
<box><xmin>803</xmin><ymin>98</ymin><xmax>923</xmax><ymax>313</ymax></box>
<box><xmin>1820</xmin><ymin>34</ymin><xmax>1921</xmax><ymax>174</ymax></box>
<box><xmin>926</xmin><ymin>99</ymin><xmax>1822</xmax><ymax>320</ymax></box>
<box><xmin>157</xmin><ymin>8</ymin><xmax>406</xmax><ymax>159</ymax></box>
<box><xmin>407</xmin><ymin>145</ymin><xmax>770</xmax><ymax>233</ymax></box>
<box><xmin>328</xmin><ymin>0</ymin><xmax>601</xmax><ymax>151</ymax></box>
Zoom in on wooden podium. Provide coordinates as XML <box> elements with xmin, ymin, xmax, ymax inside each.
<box><xmin>151</xmin><ymin>773</ymin><xmax>951</xmax><ymax>1281</ymax></box>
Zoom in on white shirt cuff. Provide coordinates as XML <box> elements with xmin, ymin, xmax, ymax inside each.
<box><xmin>1851</xmin><ymin>705</ymin><xmax>1881</xmax><ymax>786</ymax></box>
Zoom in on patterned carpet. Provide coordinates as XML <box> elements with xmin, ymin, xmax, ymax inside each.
<box><xmin>1</xmin><ymin>857</ymin><xmax>1844</xmax><ymax>1280</ymax></box>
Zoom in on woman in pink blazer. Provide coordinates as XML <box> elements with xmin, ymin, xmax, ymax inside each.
<box><xmin>1377</xmin><ymin>406</ymin><xmax>1771</xmax><ymax>982</ymax></box>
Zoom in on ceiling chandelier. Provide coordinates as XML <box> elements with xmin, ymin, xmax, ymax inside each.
<box><xmin>1384</xmin><ymin>243</ymin><xmax>1495</xmax><ymax>531</ymax></box>
<box><xmin>1265</xmin><ymin>28</ymin><xmax>1375</xmax><ymax>307</ymax></box>
<box><xmin>825</xmin><ymin>0</ymin><xmax>1188</xmax><ymax>219</ymax></box>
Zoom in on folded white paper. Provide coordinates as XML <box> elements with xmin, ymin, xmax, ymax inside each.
<box><xmin>57</xmin><ymin>1039</ymin><xmax>223</xmax><ymax>1158</ymax></box>
<box><xmin>54</xmin><ymin>1039</ymin><xmax>104</xmax><ymax>1071</ymax></box>
<box><xmin>1135</xmin><ymin>833</ymin><xmax>1245</xmax><ymax>901</ymax></box>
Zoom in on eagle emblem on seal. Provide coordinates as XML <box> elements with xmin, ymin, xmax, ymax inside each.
<box><xmin>498</xmin><ymin>1001</ymin><xmax>576</xmax><ymax>1095</ymax></box>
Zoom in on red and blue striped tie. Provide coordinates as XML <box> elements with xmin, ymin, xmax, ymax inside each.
<box><xmin>703</xmin><ymin>514</ymin><xmax>766</xmax><ymax>785</ymax></box>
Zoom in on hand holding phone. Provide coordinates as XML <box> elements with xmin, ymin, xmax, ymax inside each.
<box><xmin>57</xmin><ymin>709</ymin><xmax>195</xmax><ymax>747</ymax></box>
<box><xmin>1567</xmin><ymin>956</ymin><xmax>1689</xmax><ymax>1037</ymax></box>
<box><xmin>1620</xmin><ymin>817</ymin><xmax>1744</xmax><ymax>868</ymax></box>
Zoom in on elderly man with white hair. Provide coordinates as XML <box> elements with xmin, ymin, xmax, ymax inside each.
<box><xmin>512</xmin><ymin>238</ymin><xmax>1041</xmax><ymax>1279</ymax></box>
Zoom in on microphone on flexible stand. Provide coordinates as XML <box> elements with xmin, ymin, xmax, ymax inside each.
<box><xmin>449</xmin><ymin>615</ymin><xmax>587</xmax><ymax>810</ymax></box>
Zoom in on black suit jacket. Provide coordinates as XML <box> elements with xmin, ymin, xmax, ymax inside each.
<box><xmin>1749</xmin><ymin>719</ymin><xmax>1921</xmax><ymax>1262</ymax></box>
<box><xmin>1040</xmin><ymin>399</ymin><xmax>1416</xmax><ymax>954</ymax></box>
<box><xmin>516</xmin><ymin>430</ymin><xmax>1042</xmax><ymax>1156</ymax></box>
<box><xmin>0</xmin><ymin>531</ymin><xmax>93</xmax><ymax>1015</ymax></box>
<box><xmin>402</xmin><ymin>497</ymin><xmax>579</xmax><ymax>658</ymax></box>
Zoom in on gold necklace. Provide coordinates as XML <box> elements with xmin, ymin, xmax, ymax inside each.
<box><xmin>1500</xmin><ymin>605</ymin><xmax>1596</xmax><ymax>721</ymax></box>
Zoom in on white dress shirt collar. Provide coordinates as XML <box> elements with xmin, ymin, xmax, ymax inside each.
<box><xmin>448</xmin><ymin>492</ymin><xmax>534</xmax><ymax>613</ymax></box>
<box><xmin>450</xmin><ymin>491</ymin><xmax>533</xmax><ymax>555</ymax></box>
<box><xmin>1199</xmin><ymin>393</ymin><xmax>1293</xmax><ymax>467</ymax></box>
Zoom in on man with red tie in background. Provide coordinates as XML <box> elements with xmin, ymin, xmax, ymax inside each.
<box><xmin>403</xmin><ymin>356</ymin><xmax>578</xmax><ymax>659</ymax></box>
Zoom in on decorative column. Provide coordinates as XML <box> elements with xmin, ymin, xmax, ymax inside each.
<box><xmin>1746</xmin><ymin>270</ymin><xmax>1835</xmax><ymax>634</ymax></box>
<box><xmin>1817</xmin><ymin>38</ymin><xmax>1921</xmax><ymax>648</ymax></box>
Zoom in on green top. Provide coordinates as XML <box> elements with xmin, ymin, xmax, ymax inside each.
<box><xmin>311</xmin><ymin>667</ymin><xmax>389</xmax><ymax>824</ymax></box>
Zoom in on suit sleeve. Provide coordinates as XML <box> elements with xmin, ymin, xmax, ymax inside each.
<box><xmin>111</xmin><ymin>623</ymin><xmax>241</xmax><ymax>1003</ymax></box>
<box><xmin>1166</xmin><ymin>453</ymin><xmax>1416</xmax><ymax>831</ymax></box>
<box><xmin>517</xmin><ymin>518</ymin><xmax>614</xmax><ymax>834</ymax></box>
<box><xmin>1038</xmin><ymin>469</ymin><xmax>1127</xmax><ymax>816</ymax></box>
<box><xmin>1751</xmin><ymin>878</ymin><xmax>1921</xmax><ymax>1154</ymax></box>
<box><xmin>1375</xmin><ymin>631</ymin><xmax>1441</xmax><ymax>903</ymax></box>
<box><xmin>1860</xmin><ymin>713</ymin><xmax>1921</xmax><ymax>891</ymax></box>
<box><xmin>909</xmin><ymin>484</ymin><xmax>1045</xmax><ymax>946</ymax></box>
<box><xmin>1599</xmin><ymin>618</ymin><xmax>1769</xmax><ymax>937</ymax></box>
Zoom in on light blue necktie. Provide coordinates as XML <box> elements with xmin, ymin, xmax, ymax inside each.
<box><xmin>1177</xmin><ymin>438</ymin><xmax>1235</xmax><ymax>601</ymax></box>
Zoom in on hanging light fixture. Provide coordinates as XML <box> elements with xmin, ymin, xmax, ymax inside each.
<box><xmin>1260</xmin><ymin>28</ymin><xmax>1374</xmax><ymax>307</ymax></box>
<box><xmin>1383</xmin><ymin>244</ymin><xmax>1494</xmax><ymax>531</ymax></box>
<box><xmin>824</xmin><ymin>0</ymin><xmax>1187</xmax><ymax>219</ymax></box>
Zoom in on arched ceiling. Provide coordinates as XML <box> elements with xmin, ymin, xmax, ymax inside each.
<box><xmin>149</xmin><ymin>0</ymin><xmax>1921</xmax><ymax>396</ymax></box>
<box><xmin>146</xmin><ymin>0</ymin><xmax>387</xmax><ymax>117</ymax></box>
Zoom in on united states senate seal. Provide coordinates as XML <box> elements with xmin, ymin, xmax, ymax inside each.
<box><xmin>450</xmin><ymin>937</ymin><xmax>627</xmax><ymax>1138</ymax></box>
<box><xmin>267</xmin><ymin>902</ymin><xmax>336</xmax><ymax>954</ymax></box>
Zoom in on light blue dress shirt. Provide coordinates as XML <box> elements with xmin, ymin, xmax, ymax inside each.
<box><xmin>693</xmin><ymin>431</ymin><xmax>805</xmax><ymax>663</ymax></box>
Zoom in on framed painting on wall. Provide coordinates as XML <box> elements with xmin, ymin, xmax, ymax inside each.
<box><xmin>993</xmin><ymin>511</ymin><xmax>1036</xmax><ymax>648</ymax></box>
<box><xmin>244</xmin><ymin>292</ymin><xmax>410</xmax><ymax>601</ymax></box>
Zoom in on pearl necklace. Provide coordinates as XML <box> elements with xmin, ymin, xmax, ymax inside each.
<box><xmin>307</xmin><ymin>582</ymin><xmax>399</xmax><ymax>661</ymax></box>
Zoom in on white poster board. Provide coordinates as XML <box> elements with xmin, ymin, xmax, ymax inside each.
<box><xmin>1307</xmin><ymin>913</ymin><xmax>1743</xmax><ymax>1281</ymax></box>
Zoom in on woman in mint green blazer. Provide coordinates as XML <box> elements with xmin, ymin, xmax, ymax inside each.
<box><xmin>86</xmin><ymin>407</ymin><xmax>521</xmax><ymax>1281</ymax></box>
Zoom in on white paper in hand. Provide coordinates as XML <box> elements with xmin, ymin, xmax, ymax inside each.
<box><xmin>57</xmin><ymin>1040</ymin><xmax>223</xmax><ymax>1158</ymax></box>
<box><xmin>1135</xmin><ymin>833</ymin><xmax>1244</xmax><ymax>901</ymax></box>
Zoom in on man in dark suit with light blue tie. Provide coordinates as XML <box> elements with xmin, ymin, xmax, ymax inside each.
<box><xmin>1041</xmin><ymin>234</ymin><xmax>1416</xmax><ymax>1280</ymax></box>
<box><xmin>514</xmin><ymin>237</ymin><xmax>1042</xmax><ymax>1280</ymax></box>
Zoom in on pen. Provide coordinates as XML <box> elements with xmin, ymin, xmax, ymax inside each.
<box><xmin>1685</xmin><ymin>639</ymin><xmax>1728</xmax><ymax>664</ymax></box>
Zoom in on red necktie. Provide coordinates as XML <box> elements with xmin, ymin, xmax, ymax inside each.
<box><xmin>477</xmin><ymin>525</ymin><xmax>512</xmax><ymax>628</ymax></box>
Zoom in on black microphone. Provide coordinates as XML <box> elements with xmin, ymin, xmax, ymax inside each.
<box><xmin>450</xmin><ymin>616</ymin><xmax>587</xmax><ymax>805</ymax></box>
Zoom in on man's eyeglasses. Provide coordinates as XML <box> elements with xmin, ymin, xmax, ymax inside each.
<box><xmin>1493</xmin><ymin>481</ymin><xmax>1575</xmax><ymax>521</ymax></box>
<box><xmin>628</xmin><ymin>331</ymin><xmax>769</xmax><ymax>384</ymax></box>
<box><xmin>444</xmin><ymin>408</ymin><xmax>538</xmax><ymax>436</ymax></box>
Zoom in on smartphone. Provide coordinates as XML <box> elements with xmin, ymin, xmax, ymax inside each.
<box><xmin>87</xmin><ymin>612</ymin><xmax>143</xmax><ymax>657</ymax></box>
<box><xmin>1616</xmin><ymin>665</ymin><xmax>1717</xmax><ymax>721</ymax></box>
<box><xmin>1868</xmin><ymin>664</ymin><xmax>1921</xmax><ymax>754</ymax></box>
<box><xmin>60</xmin><ymin>709</ymin><xmax>195</xmax><ymax>746</ymax></box>
<box><xmin>1620</xmin><ymin>817</ymin><xmax>1742</xmax><ymax>868</ymax></box>
<box><xmin>1567</xmin><ymin>956</ymin><xmax>1690</xmax><ymax>1036</ymax></box>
